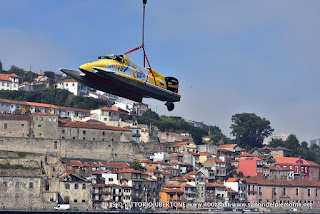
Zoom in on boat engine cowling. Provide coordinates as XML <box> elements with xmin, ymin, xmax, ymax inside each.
<box><xmin>165</xmin><ymin>77</ymin><xmax>179</xmax><ymax>93</ymax></box>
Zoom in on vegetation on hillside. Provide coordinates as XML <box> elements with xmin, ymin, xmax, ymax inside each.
<box><xmin>0</xmin><ymin>89</ymin><xmax>110</xmax><ymax>109</ymax></box>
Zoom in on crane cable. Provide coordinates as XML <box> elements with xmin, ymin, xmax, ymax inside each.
<box><xmin>124</xmin><ymin>0</ymin><xmax>157</xmax><ymax>84</ymax></box>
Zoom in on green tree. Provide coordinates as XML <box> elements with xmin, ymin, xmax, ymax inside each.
<box><xmin>269</xmin><ymin>139</ymin><xmax>286</xmax><ymax>148</ymax></box>
<box><xmin>129</xmin><ymin>160</ymin><xmax>144</xmax><ymax>171</ymax></box>
<box><xmin>0</xmin><ymin>60</ymin><xmax>3</xmax><ymax>72</ymax></box>
<box><xmin>138</xmin><ymin>109</ymin><xmax>159</xmax><ymax>124</ymax></box>
<box><xmin>230</xmin><ymin>113</ymin><xmax>274</xmax><ymax>149</ymax></box>
<box><xmin>208</xmin><ymin>125</ymin><xmax>227</xmax><ymax>144</ymax></box>
<box><xmin>237</xmin><ymin>171</ymin><xmax>244</xmax><ymax>178</ymax></box>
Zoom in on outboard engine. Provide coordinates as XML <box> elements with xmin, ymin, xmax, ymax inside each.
<box><xmin>165</xmin><ymin>77</ymin><xmax>179</xmax><ymax>93</ymax></box>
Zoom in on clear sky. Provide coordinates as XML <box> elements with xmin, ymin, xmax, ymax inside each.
<box><xmin>1</xmin><ymin>0</ymin><xmax>320</xmax><ymax>143</ymax></box>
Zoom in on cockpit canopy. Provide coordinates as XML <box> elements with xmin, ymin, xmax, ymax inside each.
<box><xmin>98</xmin><ymin>55</ymin><xmax>124</xmax><ymax>63</ymax></box>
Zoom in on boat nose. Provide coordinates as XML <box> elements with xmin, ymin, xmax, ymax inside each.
<box><xmin>79</xmin><ymin>63</ymin><xmax>92</xmax><ymax>71</ymax></box>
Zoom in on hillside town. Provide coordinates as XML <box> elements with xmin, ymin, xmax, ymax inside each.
<box><xmin>0</xmin><ymin>71</ymin><xmax>320</xmax><ymax>212</ymax></box>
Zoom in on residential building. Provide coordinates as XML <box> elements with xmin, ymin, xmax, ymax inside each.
<box><xmin>182</xmin><ymin>151</ymin><xmax>200</xmax><ymax>170</ymax></box>
<box><xmin>117</xmin><ymin>168</ymin><xmax>143</xmax><ymax>202</ymax></box>
<box><xmin>245</xmin><ymin>177</ymin><xmax>320</xmax><ymax>208</ymax></box>
<box><xmin>56</xmin><ymin>79</ymin><xmax>88</xmax><ymax>96</ymax></box>
<box><xmin>180</xmin><ymin>183</ymin><xmax>197</xmax><ymax>203</ymax></box>
<box><xmin>274</xmin><ymin>157</ymin><xmax>319</xmax><ymax>179</ymax></box>
<box><xmin>205</xmin><ymin>182</ymin><xmax>226</xmax><ymax>203</ymax></box>
<box><xmin>19</xmin><ymin>81</ymin><xmax>33</xmax><ymax>91</ymax></box>
<box><xmin>171</xmin><ymin>142</ymin><xmax>197</xmax><ymax>153</ymax></box>
<box><xmin>0</xmin><ymin>99</ymin><xmax>30</xmax><ymax>114</ymax></box>
<box><xmin>264</xmin><ymin>132</ymin><xmax>290</xmax><ymax>145</ymax></box>
<box><xmin>203</xmin><ymin>157</ymin><xmax>226</xmax><ymax>181</ymax></box>
<box><xmin>132</xmin><ymin>102</ymin><xmax>149</xmax><ymax>116</ymax></box>
<box><xmin>159</xmin><ymin>184</ymin><xmax>184</xmax><ymax>206</ymax></box>
<box><xmin>198</xmin><ymin>144</ymin><xmax>218</xmax><ymax>154</ymax></box>
<box><xmin>237</xmin><ymin>157</ymin><xmax>264</xmax><ymax>178</ymax></box>
<box><xmin>268</xmin><ymin>166</ymin><xmax>294</xmax><ymax>180</ymax></box>
<box><xmin>270</xmin><ymin>146</ymin><xmax>292</xmax><ymax>157</ymax></box>
<box><xmin>0</xmin><ymin>73</ymin><xmax>19</xmax><ymax>91</ymax></box>
<box><xmin>59</xmin><ymin>172</ymin><xmax>92</xmax><ymax>210</ymax></box>
<box><xmin>310</xmin><ymin>138</ymin><xmax>320</xmax><ymax>147</ymax></box>
<box><xmin>90</xmin><ymin>107</ymin><xmax>121</xmax><ymax>127</ymax></box>
<box><xmin>224</xmin><ymin>178</ymin><xmax>247</xmax><ymax>202</ymax></box>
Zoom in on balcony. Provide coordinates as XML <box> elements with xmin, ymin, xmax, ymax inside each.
<box><xmin>132</xmin><ymin>133</ymin><xmax>141</xmax><ymax>137</ymax></box>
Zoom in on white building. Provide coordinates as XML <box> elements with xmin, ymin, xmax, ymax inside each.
<box><xmin>90</xmin><ymin>107</ymin><xmax>121</xmax><ymax>127</ymax></box>
<box><xmin>56</xmin><ymin>79</ymin><xmax>88</xmax><ymax>96</ymax></box>
<box><xmin>19</xmin><ymin>81</ymin><xmax>33</xmax><ymax>91</ymax></box>
<box><xmin>224</xmin><ymin>178</ymin><xmax>247</xmax><ymax>202</ymax></box>
<box><xmin>310</xmin><ymin>138</ymin><xmax>320</xmax><ymax>147</ymax></box>
<box><xmin>0</xmin><ymin>73</ymin><xmax>19</xmax><ymax>91</ymax></box>
<box><xmin>263</xmin><ymin>132</ymin><xmax>290</xmax><ymax>145</ymax></box>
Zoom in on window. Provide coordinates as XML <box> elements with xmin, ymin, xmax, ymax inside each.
<box><xmin>83</xmin><ymin>130</ymin><xmax>86</xmax><ymax>135</ymax></box>
<box><xmin>82</xmin><ymin>200</ymin><xmax>86</xmax><ymax>203</ymax></box>
<box><xmin>64</xmin><ymin>196</ymin><xmax>70</xmax><ymax>204</ymax></box>
<box><xmin>21</xmin><ymin>124</ymin><xmax>24</xmax><ymax>127</ymax></box>
<box><xmin>259</xmin><ymin>187</ymin><xmax>263</xmax><ymax>195</ymax></box>
<box><xmin>65</xmin><ymin>183</ymin><xmax>70</xmax><ymax>189</ymax></box>
<box><xmin>308</xmin><ymin>189</ymin><xmax>311</xmax><ymax>196</ymax></box>
<box><xmin>109</xmin><ymin>112</ymin><xmax>111</xmax><ymax>117</ymax></box>
<box><xmin>102</xmin><ymin>131</ymin><xmax>105</xmax><ymax>136</ymax></box>
<box><xmin>273</xmin><ymin>187</ymin><xmax>277</xmax><ymax>195</ymax></box>
<box><xmin>296</xmin><ymin>188</ymin><xmax>299</xmax><ymax>196</ymax></box>
<box><xmin>82</xmin><ymin>184</ymin><xmax>86</xmax><ymax>189</ymax></box>
<box><xmin>38</xmin><ymin>124</ymin><xmax>41</xmax><ymax>127</ymax></box>
<box><xmin>15</xmin><ymin>181</ymin><xmax>19</xmax><ymax>189</ymax></box>
<box><xmin>62</xmin><ymin>130</ymin><xmax>65</xmax><ymax>134</ymax></box>
<box><xmin>4</xmin><ymin>123</ymin><xmax>7</xmax><ymax>129</ymax></box>
<box><xmin>74</xmin><ymin>199</ymin><xmax>78</xmax><ymax>203</ymax></box>
<box><xmin>75</xmin><ymin>183</ymin><xmax>79</xmax><ymax>189</ymax></box>
<box><xmin>29</xmin><ymin>182</ymin><xmax>34</xmax><ymax>189</ymax></box>
<box><xmin>83</xmin><ymin>137</ymin><xmax>86</xmax><ymax>140</ymax></box>
<box><xmin>295</xmin><ymin>166</ymin><xmax>298</xmax><ymax>173</ymax></box>
<box><xmin>316</xmin><ymin>189</ymin><xmax>318</xmax><ymax>197</ymax></box>
<box><xmin>54</xmin><ymin>141</ymin><xmax>57</xmax><ymax>149</ymax></box>
<box><xmin>283</xmin><ymin>188</ymin><xmax>286</xmax><ymax>196</ymax></box>
<box><xmin>109</xmin><ymin>178</ymin><xmax>114</xmax><ymax>182</ymax></box>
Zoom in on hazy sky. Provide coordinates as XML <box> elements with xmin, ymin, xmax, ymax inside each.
<box><xmin>1</xmin><ymin>0</ymin><xmax>320</xmax><ymax>142</ymax></box>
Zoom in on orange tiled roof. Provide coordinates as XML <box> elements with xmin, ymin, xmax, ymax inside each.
<box><xmin>62</xmin><ymin>79</ymin><xmax>77</xmax><ymax>82</ymax></box>
<box><xmin>199</xmin><ymin>152</ymin><xmax>215</xmax><ymax>156</ymax></box>
<box><xmin>93</xmin><ymin>183</ymin><xmax>107</xmax><ymax>188</ymax></box>
<box><xmin>188</xmin><ymin>151</ymin><xmax>200</xmax><ymax>156</ymax></box>
<box><xmin>98</xmin><ymin>107</ymin><xmax>121</xmax><ymax>112</ymax></box>
<box><xmin>218</xmin><ymin>144</ymin><xmax>237</xmax><ymax>149</ymax></box>
<box><xmin>101</xmin><ymin>162</ymin><xmax>129</xmax><ymax>168</ymax></box>
<box><xmin>19</xmin><ymin>81</ymin><xmax>31</xmax><ymax>86</ymax></box>
<box><xmin>140</xmin><ymin>159</ymin><xmax>155</xmax><ymax>164</ymax></box>
<box><xmin>0</xmin><ymin>99</ymin><xmax>29</xmax><ymax>105</ymax></box>
<box><xmin>206</xmin><ymin>157</ymin><xmax>225</xmax><ymax>163</ymax></box>
<box><xmin>160</xmin><ymin>171</ymin><xmax>172</xmax><ymax>175</ymax></box>
<box><xmin>171</xmin><ymin>153</ymin><xmax>184</xmax><ymax>157</ymax></box>
<box><xmin>32</xmin><ymin>112</ymin><xmax>56</xmax><ymax>116</ymax></box>
<box><xmin>147</xmin><ymin>168</ymin><xmax>161</xmax><ymax>173</ymax></box>
<box><xmin>185</xmin><ymin>171</ymin><xmax>201</xmax><ymax>176</ymax></box>
<box><xmin>117</xmin><ymin>168</ymin><xmax>143</xmax><ymax>173</ymax></box>
<box><xmin>64</xmin><ymin>160</ymin><xmax>83</xmax><ymax>167</ymax></box>
<box><xmin>237</xmin><ymin>153</ymin><xmax>256</xmax><ymax>158</ymax></box>
<box><xmin>121</xmin><ymin>184</ymin><xmax>132</xmax><ymax>188</ymax></box>
<box><xmin>274</xmin><ymin>157</ymin><xmax>318</xmax><ymax>166</ymax></box>
<box><xmin>245</xmin><ymin>177</ymin><xmax>320</xmax><ymax>187</ymax></box>
<box><xmin>163</xmin><ymin>167</ymin><xmax>177</xmax><ymax>170</ymax></box>
<box><xmin>172</xmin><ymin>142</ymin><xmax>189</xmax><ymax>147</ymax></box>
<box><xmin>0</xmin><ymin>73</ymin><xmax>19</xmax><ymax>81</ymax></box>
<box><xmin>183</xmin><ymin>175</ymin><xmax>195</xmax><ymax>180</ymax></box>
<box><xmin>205</xmin><ymin>182</ymin><xmax>225</xmax><ymax>187</ymax></box>
<box><xmin>92</xmin><ymin>170</ymin><xmax>107</xmax><ymax>175</ymax></box>
<box><xmin>225</xmin><ymin>178</ymin><xmax>239</xmax><ymax>183</ymax></box>
<box><xmin>83</xmin><ymin>162</ymin><xmax>99</xmax><ymax>167</ymax></box>
<box><xmin>155</xmin><ymin>161</ymin><xmax>171</xmax><ymax>165</ymax></box>
<box><xmin>26</xmin><ymin>102</ymin><xmax>59</xmax><ymax>108</ymax></box>
<box><xmin>162</xmin><ymin>184</ymin><xmax>181</xmax><ymax>188</ymax></box>
<box><xmin>60</xmin><ymin>172</ymin><xmax>71</xmax><ymax>179</ymax></box>
<box><xmin>169</xmin><ymin>177</ymin><xmax>188</xmax><ymax>182</ymax></box>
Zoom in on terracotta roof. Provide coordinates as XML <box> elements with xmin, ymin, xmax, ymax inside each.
<box><xmin>64</xmin><ymin>160</ymin><xmax>83</xmax><ymax>167</ymax></box>
<box><xmin>271</xmin><ymin>146</ymin><xmax>292</xmax><ymax>151</ymax></box>
<box><xmin>172</xmin><ymin>142</ymin><xmax>189</xmax><ymax>147</ymax></box>
<box><xmin>117</xmin><ymin>168</ymin><xmax>143</xmax><ymax>173</ymax></box>
<box><xmin>179</xmin><ymin>183</ymin><xmax>196</xmax><ymax>188</ymax></box>
<box><xmin>160</xmin><ymin>171</ymin><xmax>172</xmax><ymax>175</ymax></box>
<box><xmin>97</xmin><ymin>107</ymin><xmax>121</xmax><ymax>112</ymax></box>
<box><xmin>183</xmin><ymin>175</ymin><xmax>195</xmax><ymax>180</ymax></box>
<box><xmin>147</xmin><ymin>168</ymin><xmax>161</xmax><ymax>173</ymax></box>
<box><xmin>206</xmin><ymin>157</ymin><xmax>225</xmax><ymax>163</ymax></box>
<box><xmin>199</xmin><ymin>152</ymin><xmax>215</xmax><ymax>156</ymax></box>
<box><xmin>162</xmin><ymin>184</ymin><xmax>181</xmax><ymax>188</ymax></box>
<box><xmin>26</xmin><ymin>102</ymin><xmax>59</xmax><ymax>108</ymax></box>
<box><xmin>19</xmin><ymin>81</ymin><xmax>31</xmax><ymax>86</ymax></box>
<box><xmin>160</xmin><ymin>189</ymin><xmax>184</xmax><ymax>193</ymax></box>
<box><xmin>226</xmin><ymin>187</ymin><xmax>238</xmax><ymax>193</ymax></box>
<box><xmin>274</xmin><ymin>157</ymin><xmax>319</xmax><ymax>166</ymax></box>
<box><xmin>0</xmin><ymin>73</ymin><xmax>19</xmax><ymax>81</ymax></box>
<box><xmin>62</xmin><ymin>79</ymin><xmax>77</xmax><ymax>82</ymax></box>
<box><xmin>106</xmin><ymin>184</ymin><xmax>121</xmax><ymax>187</ymax></box>
<box><xmin>237</xmin><ymin>153</ymin><xmax>257</xmax><ymax>158</ymax></box>
<box><xmin>155</xmin><ymin>161</ymin><xmax>171</xmax><ymax>165</ymax></box>
<box><xmin>169</xmin><ymin>177</ymin><xmax>188</xmax><ymax>182</ymax></box>
<box><xmin>205</xmin><ymin>182</ymin><xmax>225</xmax><ymax>188</ymax></box>
<box><xmin>218</xmin><ymin>144</ymin><xmax>237</xmax><ymax>149</ymax></box>
<box><xmin>185</xmin><ymin>171</ymin><xmax>201</xmax><ymax>176</ymax></box>
<box><xmin>163</xmin><ymin>167</ymin><xmax>177</xmax><ymax>170</ymax></box>
<box><xmin>61</xmin><ymin>121</ymin><xmax>129</xmax><ymax>131</ymax></box>
<box><xmin>140</xmin><ymin>159</ymin><xmax>155</xmax><ymax>164</ymax></box>
<box><xmin>121</xmin><ymin>184</ymin><xmax>132</xmax><ymax>188</ymax></box>
<box><xmin>259</xmin><ymin>146</ymin><xmax>272</xmax><ymax>152</ymax></box>
<box><xmin>38</xmin><ymin>73</ymin><xmax>44</xmax><ymax>76</ymax></box>
<box><xmin>0</xmin><ymin>99</ymin><xmax>29</xmax><ymax>105</ymax></box>
<box><xmin>92</xmin><ymin>170</ymin><xmax>107</xmax><ymax>175</ymax></box>
<box><xmin>59</xmin><ymin>119</ymin><xmax>69</xmax><ymax>124</ymax></box>
<box><xmin>86</xmin><ymin>119</ymin><xmax>104</xmax><ymax>124</ymax></box>
<box><xmin>100</xmin><ymin>162</ymin><xmax>129</xmax><ymax>168</ymax></box>
<box><xmin>269</xmin><ymin>166</ymin><xmax>293</xmax><ymax>171</ymax></box>
<box><xmin>225</xmin><ymin>178</ymin><xmax>239</xmax><ymax>183</ymax></box>
<box><xmin>60</xmin><ymin>172</ymin><xmax>71</xmax><ymax>179</ymax></box>
<box><xmin>0</xmin><ymin>114</ymin><xmax>31</xmax><ymax>121</ymax></box>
